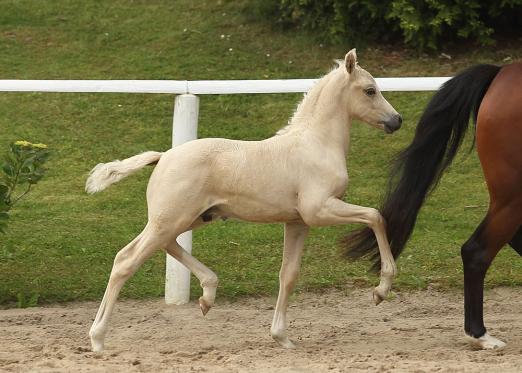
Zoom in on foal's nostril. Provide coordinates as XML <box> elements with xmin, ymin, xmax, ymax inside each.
<box><xmin>383</xmin><ymin>114</ymin><xmax>402</xmax><ymax>134</ymax></box>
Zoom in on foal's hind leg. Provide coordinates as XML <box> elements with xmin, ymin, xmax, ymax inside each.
<box><xmin>461</xmin><ymin>203</ymin><xmax>522</xmax><ymax>349</ymax></box>
<box><xmin>89</xmin><ymin>224</ymin><xmax>168</xmax><ymax>352</ymax></box>
<box><xmin>165</xmin><ymin>239</ymin><xmax>218</xmax><ymax>316</ymax></box>
<box><xmin>270</xmin><ymin>223</ymin><xmax>309</xmax><ymax>348</ymax></box>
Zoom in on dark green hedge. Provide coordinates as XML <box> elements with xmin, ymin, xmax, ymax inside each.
<box><xmin>251</xmin><ymin>0</ymin><xmax>522</xmax><ymax>50</ymax></box>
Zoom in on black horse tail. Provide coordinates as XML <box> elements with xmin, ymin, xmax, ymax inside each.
<box><xmin>343</xmin><ymin>64</ymin><xmax>501</xmax><ymax>271</ymax></box>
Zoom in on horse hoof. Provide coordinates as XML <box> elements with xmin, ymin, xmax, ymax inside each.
<box><xmin>273</xmin><ymin>335</ymin><xmax>296</xmax><ymax>349</ymax></box>
<box><xmin>89</xmin><ymin>329</ymin><xmax>105</xmax><ymax>352</ymax></box>
<box><xmin>373</xmin><ymin>288</ymin><xmax>385</xmax><ymax>305</ymax></box>
<box><xmin>199</xmin><ymin>297</ymin><xmax>211</xmax><ymax>316</ymax></box>
<box><xmin>466</xmin><ymin>333</ymin><xmax>506</xmax><ymax>350</ymax></box>
<box><xmin>90</xmin><ymin>336</ymin><xmax>105</xmax><ymax>353</ymax></box>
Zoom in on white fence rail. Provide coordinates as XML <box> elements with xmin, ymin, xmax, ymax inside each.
<box><xmin>0</xmin><ymin>77</ymin><xmax>450</xmax><ymax>305</ymax></box>
<box><xmin>0</xmin><ymin>77</ymin><xmax>450</xmax><ymax>94</ymax></box>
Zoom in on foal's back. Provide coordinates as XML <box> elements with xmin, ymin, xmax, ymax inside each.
<box><xmin>146</xmin><ymin>135</ymin><xmax>304</xmax><ymax>224</ymax></box>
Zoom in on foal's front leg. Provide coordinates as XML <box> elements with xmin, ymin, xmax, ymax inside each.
<box><xmin>271</xmin><ymin>222</ymin><xmax>309</xmax><ymax>348</ymax></box>
<box><xmin>301</xmin><ymin>197</ymin><xmax>397</xmax><ymax>304</ymax></box>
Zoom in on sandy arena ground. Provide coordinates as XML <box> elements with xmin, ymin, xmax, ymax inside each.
<box><xmin>0</xmin><ymin>287</ymin><xmax>521</xmax><ymax>372</ymax></box>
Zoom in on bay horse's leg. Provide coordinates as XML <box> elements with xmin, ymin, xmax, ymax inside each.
<box><xmin>270</xmin><ymin>222</ymin><xmax>309</xmax><ymax>348</ymax></box>
<box><xmin>164</xmin><ymin>240</ymin><xmax>218</xmax><ymax>315</ymax></box>
<box><xmin>89</xmin><ymin>224</ymin><xmax>169</xmax><ymax>352</ymax></box>
<box><xmin>468</xmin><ymin>61</ymin><xmax>522</xmax><ymax>349</ymax></box>
<box><xmin>509</xmin><ymin>226</ymin><xmax>522</xmax><ymax>256</ymax></box>
<box><xmin>462</xmin><ymin>202</ymin><xmax>522</xmax><ymax>349</ymax></box>
<box><xmin>300</xmin><ymin>198</ymin><xmax>397</xmax><ymax>304</ymax></box>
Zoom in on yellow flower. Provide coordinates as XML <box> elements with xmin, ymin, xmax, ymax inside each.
<box><xmin>13</xmin><ymin>141</ymin><xmax>48</xmax><ymax>149</ymax></box>
<box><xmin>14</xmin><ymin>140</ymin><xmax>32</xmax><ymax>147</ymax></box>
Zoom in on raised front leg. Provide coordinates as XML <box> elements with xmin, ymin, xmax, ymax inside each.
<box><xmin>299</xmin><ymin>197</ymin><xmax>397</xmax><ymax>304</ymax></box>
<box><xmin>271</xmin><ymin>223</ymin><xmax>309</xmax><ymax>348</ymax></box>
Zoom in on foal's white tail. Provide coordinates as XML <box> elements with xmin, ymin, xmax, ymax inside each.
<box><xmin>85</xmin><ymin>151</ymin><xmax>163</xmax><ymax>194</ymax></box>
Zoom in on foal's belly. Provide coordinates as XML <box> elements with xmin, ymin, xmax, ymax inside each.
<box><xmin>210</xmin><ymin>195</ymin><xmax>302</xmax><ymax>224</ymax></box>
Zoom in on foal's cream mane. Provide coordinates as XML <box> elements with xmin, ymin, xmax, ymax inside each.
<box><xmin>276</xmin><ymin>60</ymin><xmax>347</xmax><ymax>136</ymax></box>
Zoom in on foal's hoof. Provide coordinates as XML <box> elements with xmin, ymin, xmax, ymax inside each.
<box><xmin>89</xmin><ymin>335</ymin><xmax>105</xmax><ymax>353</ymax></box>
<box><xmin>277</xmin><ymin>337</ymin><xmax>296</xmax><ymax>349</ymax></box>
<box><xmin>91</xmin><ymin>341</ymin><xmax>105</xmax><ymax>353</ymax></box>
<box><xmin>373</xmin><ymin>288</ymin><xmax>386</xmax><ymax>305</ymax></box>
<box><xmin>466</xmin><ymin>333</ymin><xmax>506</xmax><ymax>350</ymax></box>
<box><xmin>89</xmin><ymin>328</ymin><xmax>105</xmax><ymax>353</ymax></box>
<box><xmin>199</xmin><ymin>297</ymin><xmax>211</xmax><ymax>316</ymax></box>
<box><xmin>272</xmin><ymin>334</ymin><xmax>296</xmax><ymax>349</ymax></box>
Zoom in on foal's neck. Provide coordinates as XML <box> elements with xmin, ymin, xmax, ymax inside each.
<box><xmin>305</xmin><ymin>70</ymin><xmax>352</xmax><ymax>155</ymax></box>
<box><xmin>279</xmin><ymin>67</ymin><xmax>352</xmax><ymax>156</ymax></box>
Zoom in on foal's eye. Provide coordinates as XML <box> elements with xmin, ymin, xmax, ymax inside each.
<box><xmin>364</xmin><ymin>87</ymin><xmax>376</xmax><ymax>97</ymax></box>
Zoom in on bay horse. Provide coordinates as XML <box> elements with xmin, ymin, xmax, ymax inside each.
<box><xmin>345</xmin><ymin>62</ymin><xmax>522</xmax><ymax>349</ymax></box>
<box><xmin>85</xmin><ymin>49</ymin><xmax>403</xmax><ymax>352</ymax></box>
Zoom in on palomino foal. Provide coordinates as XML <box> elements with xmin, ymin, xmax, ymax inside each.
<box><xmin>86</xmin><ymin>49</ymin><xmax>402</xmax><ymax>352</ymax></box>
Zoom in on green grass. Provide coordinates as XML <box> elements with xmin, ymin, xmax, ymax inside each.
<box><xmin>1</xmin><ymin>0</ymin><xmax>521</xmax><ymax>307</ymax></box>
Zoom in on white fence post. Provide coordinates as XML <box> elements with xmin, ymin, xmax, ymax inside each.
<box><xmin>165</xmin><ymin>94</ymin><xmax>200</xmax><ymax>305</ymax></box>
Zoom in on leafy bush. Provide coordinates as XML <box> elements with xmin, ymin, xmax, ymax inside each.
<box><xmin>253</xmin><ymin>0</ymin><xmax>522</xmax><ymax>50</ymax></box>
<box><xmin>0</xmin><ymin>141</ymin><xmax>50</xmax><ymax>234</ymax></box>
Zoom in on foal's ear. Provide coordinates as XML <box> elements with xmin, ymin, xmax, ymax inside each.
<box><xmin>345</xmin><ymin>49</ymin><xmax>357</xmax><ymax>74</ymax></box>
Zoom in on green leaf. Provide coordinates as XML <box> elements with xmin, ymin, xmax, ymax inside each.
<box><xmin>0</xmin><ymin>183</ymin><xmax>8</xmax><ymax>197</ymax></box>
<box><xmin>2</xmin><ymin>164</ymin><xmax>14</xmax><ymax>177</ymax></box>
<box><xmin>17</xmin><ymin>175</ymin><xmax>30</xmax><ymax>185</ymax></box>
<box><xmin>0</xmin><ymin>201</ymin><xmax>9</xmax><ymax>212</ymax></box>
<box><xmin>21</xmin><ymin>165</ymin><xmax>34</xmax><ymax>174</ymax></box>
<box><xmin>28</xmin><ymin>176</ymin><xmax>42</xmax><ymax>184</ymax></box>
<box><xmin>22</xmin><ymin>157</ymin><xmax>36</xmax><ymax>170</ymax></box>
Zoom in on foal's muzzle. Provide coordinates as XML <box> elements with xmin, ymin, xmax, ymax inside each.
<box><xmin>383</xmin><ymin>114</ymin><xmax>403</xmax><ymax>134</ymax></box>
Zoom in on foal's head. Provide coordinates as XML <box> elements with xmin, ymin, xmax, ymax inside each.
<box><xmin>340</xmin><ymin>49</ymin><xmax>402</xmax><ymax>133</ymax></box>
